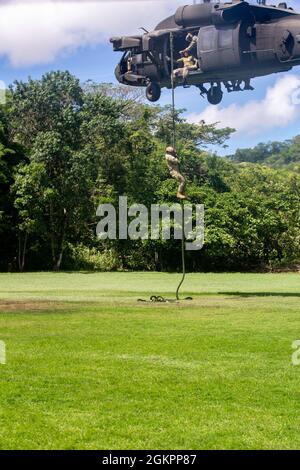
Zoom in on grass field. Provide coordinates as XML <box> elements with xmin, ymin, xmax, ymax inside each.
<box><xmin>0</xmin><ymin>272</ymin><xmax>300</xmax><ymax>450</ymax></box>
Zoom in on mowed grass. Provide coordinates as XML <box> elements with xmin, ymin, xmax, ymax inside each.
<box><xmin>0</xmin><ymin>272</ymin><xmax>300</xmax><ymax>450</ymax></box>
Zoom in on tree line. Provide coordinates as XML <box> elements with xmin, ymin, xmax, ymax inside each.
<box><xmin>0</xmin><ymin>71</ymin><xmax>300</xmax><ymax>272</ymax></box>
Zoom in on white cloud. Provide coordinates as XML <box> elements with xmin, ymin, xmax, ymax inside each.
<box><xmin>188</xmin><ymin>75</ymin><xmax>300</xmax><ymax>136</ymax></box>
<box><xmin>0</xmin><ymin>0</ymin><xmax>181</xmax><ymax>67</ymax></box>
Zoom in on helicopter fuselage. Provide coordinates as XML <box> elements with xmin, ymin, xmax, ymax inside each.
<box><xmin>110</xmin><ymin>1</ymin><xmax>300</xmax><ymax>104</ymax></box>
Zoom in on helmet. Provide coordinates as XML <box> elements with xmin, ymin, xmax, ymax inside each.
<box><xmin>166</xmin><ymin>146</ymin><xmax>176</xmax><ymax>154</ymax></box>
<box><xmin>186</xmin><ymin>33</ymin><xmax>193</xmax><ymax>42</ymax></box>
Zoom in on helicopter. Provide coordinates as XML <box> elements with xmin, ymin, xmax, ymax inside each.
<box><xmin>110</xmin><ymin>0</ymin><xmax>300</xmax><ymax>105</ymax></box>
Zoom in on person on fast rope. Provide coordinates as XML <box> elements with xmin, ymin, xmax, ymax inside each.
<box><xmin>165</xmin><ymin>146</ymin><xmax>186</xmax><ymax>200</ymax></box>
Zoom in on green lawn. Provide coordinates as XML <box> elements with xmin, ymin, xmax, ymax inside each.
<box><xmin>0</xmin><ymin>272</ymin><xmax>300</xmax><ymax>450</ymax></box>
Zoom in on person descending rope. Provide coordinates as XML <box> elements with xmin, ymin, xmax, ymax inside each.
<box><xmin>165</xmin><ymin>147</ymin><xmax>186</xmax><ymax>200</ymax></box>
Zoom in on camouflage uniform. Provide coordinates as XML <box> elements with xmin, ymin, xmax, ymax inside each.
<box><xmin>165</xmin><ymin>147</ymin><xmax>186</xmax><ymax>199</ymax></box>
<box><xmin>127</xmin><ymin>55</ymin><xmax>133</xmax><ymax>72</ymax></box>
<box><xmin>173</xmin><ymin>53</ymin><xmax>198</xmax><ymax>83</ymax></box>
<box><xmin>182</xmin><ymin>34</ymin><xmax>198</xmax><ymax>55</ymax></box>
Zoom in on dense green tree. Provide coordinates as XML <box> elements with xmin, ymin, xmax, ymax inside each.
<box><xmin>10</xmin><ymin>73</ymin><xmax>89</xmax><ymax>270</ymax></box>
<box><xmin>8</xmin><ymin>71</ymin><xmax>83</xmax><ymax>149</ymax></box>
<box><xmin>0</xmin><ymin>110</ymin><xmax>25</xmax><ymax>271</ymax></box>
<box><xmin>1</xmin><ymin>72</ymin><xmax>300</xmax><ymax>272</ymax></box>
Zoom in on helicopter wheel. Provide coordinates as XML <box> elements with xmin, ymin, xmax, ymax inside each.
<box><xmin>207</xmin><ymin>84</ymin><xmax>223</xmax><ymax>105</ymax></box>
<box><xmin>146</xmin><ymin>82</ymin><xmax>161</xmax><ymax>102</ymax></box>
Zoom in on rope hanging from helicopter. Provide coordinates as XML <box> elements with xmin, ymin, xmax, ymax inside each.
<box><xmin>138</xmin><ymin>32</ymin><xmax>190</xmax><ymax>303</ymax></box>
<box><xmin>169</xmin><ymin>32</ymin><xmax>188</xmax><ymax>302</ymax></box>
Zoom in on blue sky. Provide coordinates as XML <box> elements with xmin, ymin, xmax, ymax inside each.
<box><xmin>1</xmin><ymin>0</ymin><xmax>300</xmax><ymax>155</ymax></box>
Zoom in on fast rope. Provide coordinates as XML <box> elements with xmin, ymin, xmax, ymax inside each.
<box><xmin>138</xmin><ymin>32</ymin><xmax>191</xmax><ymax>303</ymax></box>
<box><xmin>170</xmin><ymin>32</ymin><xmax>188</xmax><ymax>302</ymax></box>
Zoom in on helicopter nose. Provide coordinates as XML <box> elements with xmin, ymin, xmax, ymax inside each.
<box><xmin>114</xmin><ymin>63</ymin><xmax>124</xmax><ymax>84</ymax></box>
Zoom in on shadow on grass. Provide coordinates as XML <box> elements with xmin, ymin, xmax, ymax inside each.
<box><xmin>220</xmin><ymin>292</ymin><xmax>300</xmax><ymax>298</ymax></box>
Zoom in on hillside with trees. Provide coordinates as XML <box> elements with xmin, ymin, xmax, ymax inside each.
<box><xmin>228</xmin><ymin>136</ymin><xmax>300</xmax><ymax>169</ymax></box>
<box><xmin>1</xmin><ymin>71</ymin><xmax>300</xmax><ymax>272</ymax></box>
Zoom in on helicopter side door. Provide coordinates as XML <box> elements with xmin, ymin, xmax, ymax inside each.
<box><xmin>198</xmin><ymin>24</ymin><xmax>241</xmax><ymax>72</ymax></box>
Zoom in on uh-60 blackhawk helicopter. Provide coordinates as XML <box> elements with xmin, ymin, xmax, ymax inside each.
<box><xmin>110</xmin><ymin>0</ymin><xmax>300</xmax><ymax>105</ymax></box>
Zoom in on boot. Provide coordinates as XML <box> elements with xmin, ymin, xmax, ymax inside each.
<box><xmin>177</xmin><ymin>192</ymin><xmax>187</xmax><ymax>200</ymax></box>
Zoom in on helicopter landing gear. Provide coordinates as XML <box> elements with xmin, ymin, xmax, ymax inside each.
<box><xmin>198</xmin><ymin>84</ymin><xmax>208</xmax><ymax>97</ymax></box>
<box><xmin>197</xmin><ymin>83</ymin><xmax>223</xmax><ymax>105</ymax></box>
<box><xmin>207</xmin><ymin>84</ymin><xmax>223</xmax><ymax>105</ymax></box>
<box><xmin>224</xmin><ymin>79</ymin><xmax>254</xmax><ymax>93</ymax></box>
<box><xmin>146</xmin><ymin>82</ymin><xmax>161</xmax><ymax>102</ymax></box>
<box><xmin>244</xmin><ymin>79</ymin><xmax>254</xmax><ymax>91</ymax></box>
